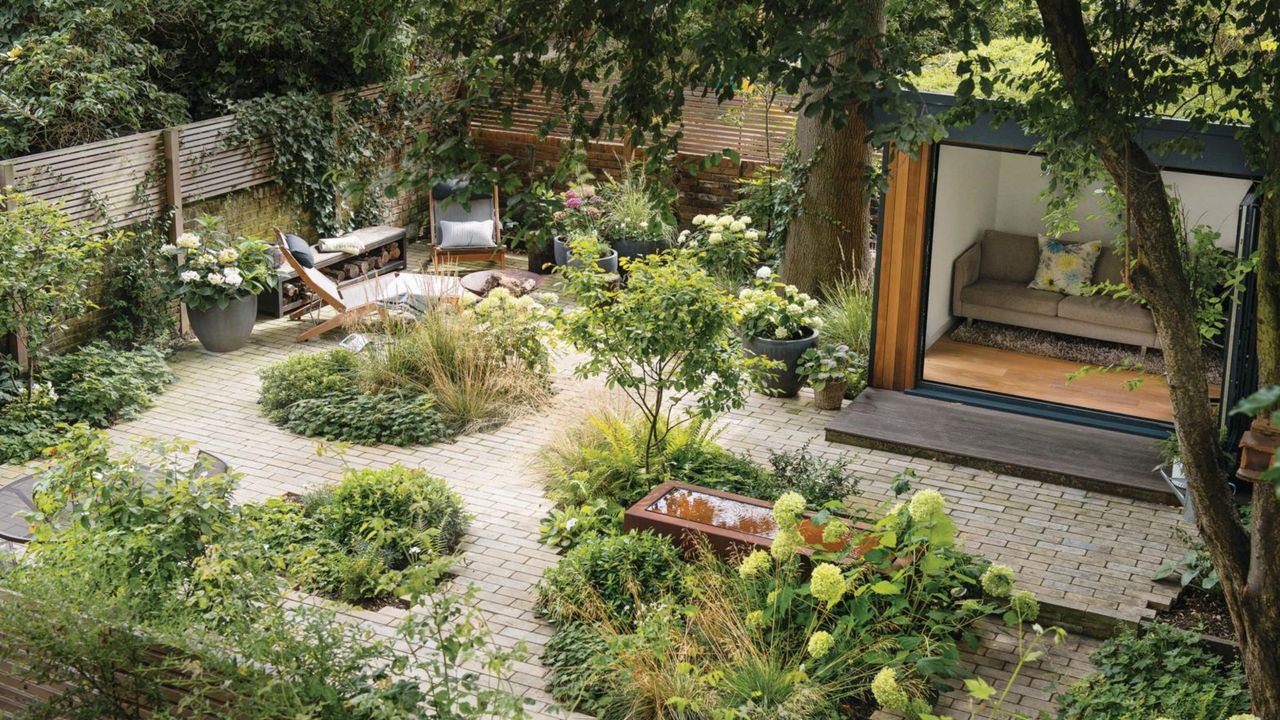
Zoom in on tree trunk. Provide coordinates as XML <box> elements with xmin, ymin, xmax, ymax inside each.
<box><xmin>1036</xmin><ymin>1</ymin><xmax>1280</xmax><ymax>715</ymax></box>
<box><xmin>780</xmin><ymin>109</ymin><xmax>872</xmax><ymax>296</ymax></box>
<box><xmin>778</xmin><ymin>0</ymin><xmax>882</xmax><ymax>297</ymax></box>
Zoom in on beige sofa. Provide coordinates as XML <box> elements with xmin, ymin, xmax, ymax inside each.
<box><xmin>951</xmin><ymin>230</ymin><xmax>1159</xmax><ymax>349</ymax></box>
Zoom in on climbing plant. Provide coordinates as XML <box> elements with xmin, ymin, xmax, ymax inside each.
<box><xmin>227</xmin><ymin>87</ymin><xmax>425</xmax><ymax>237</ymax></box>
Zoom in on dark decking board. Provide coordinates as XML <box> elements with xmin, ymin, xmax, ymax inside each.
<box><xmin>825</xmin><ymin>389</ymin><xmax>1176</xmax><ymax>504</ymax></box>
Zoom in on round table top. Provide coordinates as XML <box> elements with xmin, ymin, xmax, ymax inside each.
<box><xmin>460</xmin><ymin>269</ymin><xmax>545</xmax><ymax>296</ymax></box>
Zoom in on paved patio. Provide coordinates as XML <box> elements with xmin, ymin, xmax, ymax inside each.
<box><xmin>0</xmin><ymin>254</ymin><xmax>1192</xmax><ymax>718</ymax></box>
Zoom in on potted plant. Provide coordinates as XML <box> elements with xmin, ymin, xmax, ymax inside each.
<box><xmin>739</xmin><ymin>267</ymin><xmax>823</xmax><ymax>398</ymax></box>
<box><xmin>552</xmin><ymin>186</ymin><xmax>604</xmax><ymax>266</ymax></box>
<box><xmin>564</xmin><ymin>232</ymin><xmax>619</xmax><ymax>274</ymax></box>
<box><xmin>597</xmin><ymin>163</ymin><xmax>674</xmax><ymax>261</ymax></box>
<box><xmin>165</xmin><ymin>216</ymin><xmax>278</xmax><ymax>353</ymax></box>
<box><xmin>798</xmin><ymin>343</ymin><xmax>859</xmax><ymax>410</ymax></box>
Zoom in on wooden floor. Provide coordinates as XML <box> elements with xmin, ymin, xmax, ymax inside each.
<box><xmin>826</xmin><ymin>389</ymin><xmax>1175</xmax><ymax>504</ymax></box>
<box><xmin>923</xmin><ymin>337</ymin><xmax>1175</xmax><ymax>422</ymax></box>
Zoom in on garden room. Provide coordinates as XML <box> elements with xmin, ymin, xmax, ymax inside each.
<box><xmin>917</xmin><ymin>141</ymin><xmax>1256</xmax><ymax>432</ymax></box>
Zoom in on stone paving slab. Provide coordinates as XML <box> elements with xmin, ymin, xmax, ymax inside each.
<box><xmin>0</xmin><ymin>254</ymin><xmax>1188</xmax><ymax>718</ymax></box>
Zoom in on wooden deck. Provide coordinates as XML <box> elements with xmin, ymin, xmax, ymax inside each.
<box><xmin>825</xmin><ymin>389</ymin><xmax>1175</xmax><ymax>504</ymax></box>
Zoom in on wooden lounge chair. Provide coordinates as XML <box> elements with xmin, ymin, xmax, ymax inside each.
<box><xmin>428</xmin><ymin>181</ymin><xmax>505</xmax><ymax>269</ymax></box>
<box><xmin>274</xmin><ymin>229</ymin><xmax>463</xmax><ymax>342</ymax></box>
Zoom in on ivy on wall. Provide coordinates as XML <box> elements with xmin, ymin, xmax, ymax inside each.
<box><xmin>227</xmin><ymin>88</ymin><xmax>425</xmax><ymax>238</ymax></box>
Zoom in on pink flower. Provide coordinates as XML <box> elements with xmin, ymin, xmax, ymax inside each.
<box><xmin>565</xmin><ymin>189</ymin><xmax>578</xmax><ymax>200</ymax></box>
<box><xmin>565</xmin><ymin>197</ymin><xmax>583</xmax><ymax>209</ymax></box>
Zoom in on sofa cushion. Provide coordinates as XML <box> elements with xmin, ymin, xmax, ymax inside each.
<box><xmin>960</xmin><ymin>280</ymin><xmax>1064</xmax><ymax>317</ymax></box>
<box><xmin>1029</xmin><ymin>237</ymin><xmax>1102</xmax><ymax>296</ymax></box>
<box><xmin>1093</xmin><ymin>244</ymin><xmax>1128</xmax><ymax>285</ymax></box>
<box><xmin>1057</xmin><ymin>294</ymin><xmax>1155</xmax><ymax>334</ymax></box>
<box><xmin>979</xmin><ymin>230</ymin><xmax>1040</xmax><ymax>283</ymax></box>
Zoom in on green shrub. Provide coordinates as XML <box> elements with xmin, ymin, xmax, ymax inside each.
<box><xmin>258</xmin><ymin>349</ymin><xmax>359</xmax><ymax>422</ymax></box>
<box><xmin>0</xmin><ymin>388</ymin><xmax>63</xmax><ymax>464</ymax></box>
<box><xmin>538</xmin><ymin>499</ymin><xmax>625</xmax><ymax>551</ymax></box>
<box><xmin>538</xmin><ymin>531</ymin><xmax>685</xmax><ymax>627</ymax></box>
<box><xmin>1055</xmin><ymin>623</ymin><xmax>1251</xmax><ymax>720</ymax></box>
<box><xmin>538</xmin><ymin>406</ymin><xmax>761</xmax><ymax>507</ymax></box>
<box><xmin>259</xmin><ymin>349</ymin><xmax>452</xmax><ymax>447</ymax></box>
<box><xmin>43</xmin><ymin>343</ymin><xmax>174</xmax><ymax>427</ymax></box>
<box><xmin>543</xmin><ymin>621</ymin><xmax>613</xmax><ymax>714</ymax></box>
<box><xmin>280</xmin><ymin>389</ymin><xmax>451</xmax><ymax>446</ymax></box>
<box><xmin>248</xmin><ymin>466</ymin><xmax>469</xmax><ymax>604</ymax></box>
<box><xmin>762</xmin><ymin>445</ymin><xmax>861</xmax><ymax>507</ymax></box>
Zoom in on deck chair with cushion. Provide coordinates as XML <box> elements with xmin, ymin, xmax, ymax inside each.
<box><xmin>428</xmin><ymin>180</ymin><xmax>505</xmax><ymax>269</ymax></box>
<box><xmin>274</xmin><ymin>229</ymin><xmax>464</xmax><ymax>342</ymax></box>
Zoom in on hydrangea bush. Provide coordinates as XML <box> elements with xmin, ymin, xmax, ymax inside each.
<box><xmin>739</xmin><ymin>266</ymin><xmax>824</xmax><ymax>340</ymax></box>
<box><xmin>165</xmin><ymin>215</ymin><xmax>277</xmax><ymax>310</ymax></box>
<box><xmin>682</xmin><ymin>212</ymin><xmax>761</xmax><ymax>283</ymax></box>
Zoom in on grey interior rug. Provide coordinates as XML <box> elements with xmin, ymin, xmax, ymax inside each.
<box><xmin>948</xmin><ymin>320</ymin><xmax>1225</xmax><ymax>386</ymax></box>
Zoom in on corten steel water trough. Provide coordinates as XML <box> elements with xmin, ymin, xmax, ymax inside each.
<box><xmin>623</xmin><ymin>481</ymin><xmax>872</xmax><ymax>562</ymax></box>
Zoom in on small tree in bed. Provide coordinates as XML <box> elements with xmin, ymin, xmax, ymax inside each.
<box><xmin>556</xmin><ymin>250</ymin><xmax>768</xmax><ymax>470</ymax></box>
<box><xmin>0</xmin><ymin>193</ymin><xmax>115</xmax><ymax>393</ymax></box>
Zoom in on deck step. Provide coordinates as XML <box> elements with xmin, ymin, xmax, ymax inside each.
<box><xmin>825</xmin><ymin>389</ymin><xmax>1176</xmax><ymax>504</ymax></box>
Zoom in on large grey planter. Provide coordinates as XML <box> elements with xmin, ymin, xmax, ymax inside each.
<box><xmin>612</xmin><ymin>237</ymin><xmax>663</xmax><ymax>262</ymax></box>
<box><xmin>188</xmin><ymin>294</ymin><xmax>258</xmax><ymax>353</ymax></box>
<box><xmin>745</xmin><ymin>328</ymin><xmax>819</xmax><ymax>398</ymax></box>
<box><xmin>553</xmin><ymin>236</ymin><xmax>570</xmax><ymax>266</ymax></box>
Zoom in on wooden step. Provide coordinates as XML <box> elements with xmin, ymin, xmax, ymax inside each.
<box><xmin>825</xmin><ymin>389</ymin><xmax>1177</xmax><ymax>504</ymax></box>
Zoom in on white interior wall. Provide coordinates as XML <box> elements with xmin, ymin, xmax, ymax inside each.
<box><xmin>991</xmin><ymin>154</ymin><xmax>1251</xmax><ymax>249</ymax></box>
<box><xmin>923</xmin><ymin>146</ymin><xmax>1253</xmax><ymax>347</ymax></box>
<box><xmin>924</xmin><ymin>145</ymin><xmax>1001</xmax><ymax>345</ymax></box>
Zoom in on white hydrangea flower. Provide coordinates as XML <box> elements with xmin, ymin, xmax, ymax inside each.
<box><xmin>805</xmin><ymin>298</ymin><xmax>819</xmax><ymax>310</ymax></box>
<box><xmin>717</xmin><ymin>214</ymin><xmax>734</xmax><ymax>226</ymax></box>
<box><xmin>739</xmin><ymin>288</ymin><xmax>751</xmax><ymax>299</ymax></box>
<box><xmin>745</xmin><ymin>230</ymin><xmax>759</xmax><ymax>241</ymax></box>
<box><xmin>787</xmin><ymin>303</ymin><xmax>802</xmax><ymax>315</ymax></box>
<box><xmin>739</xmin><ymin>215</ymin><xmax>752</xmax><ymax>225</ymax></box>
<box><xmin>755</xmin><ymin>266</ymin><xmax>773</xmax><ymax>279</ymax></box>
<box><xmin>161</xmin><ymin>243</ymin><xmax>180</xmax><ymax>256</ymax></box>
<box><xmin>692</xmin><ymin>214</ymin><xmax>707</xmax><ymax>225</ymax></box>
<box><xmin>179</xmin><ymin>270</ymin><xmax>200</xmax><ymax>283</ymax></box>
<box><xmin>730</xmin><ymin>221</ymin><xmax>746</xmax><ymax>232</ymax></box>
<box><xmin>709</xmin><ymin>232</ymin><xmax>723</xmax><ymax>243</ymax></box>
<box><xmin>223</xmin><ymin>268</ymin><xmax>243</xmax><ymax>286</ymax></box>
<box><xmin>176</xmin><ymin>233</ymin><xmax>201</xmax><ymax>249</ymax></box>
<box><xmin>217</xmin><ymin>248</ymin><xmax>240</xmax><ymax>264</ymax></box>
<box><xmin>774</xmin><ymin>327</ymin><xmax>790</xmax><ymax>339</ymax></box>
<box><xmin>206</xmin><ymin>272</ymin><xmax>225</xmax><ymax>286</ymax></box>
<box><xmin>810</xmin><ymin>316</ymin><xmax>825</xmax><ymax>329</ymax></box>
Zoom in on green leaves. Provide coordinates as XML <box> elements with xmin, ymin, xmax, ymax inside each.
<box><xmin>870</xmin><ymin>580</ymin><xmax>901</xmax><ymax>595</ymax></box>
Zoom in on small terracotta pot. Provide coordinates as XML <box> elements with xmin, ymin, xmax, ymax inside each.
<box><xmin>1238</xmin><ymin>417</ymin><xmax>1280</xmax><ymax>483</ymax></box>
<box><xmin>813</xmin><ymin>381</ymin><xmax>848</xmax><ymax>411</ymax></box>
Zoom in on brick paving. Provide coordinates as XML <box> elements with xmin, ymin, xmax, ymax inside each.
<box><xmin>0</xmin><ymin>249</ymin><xmax>1192</xmax><ymax>718</ymax></box>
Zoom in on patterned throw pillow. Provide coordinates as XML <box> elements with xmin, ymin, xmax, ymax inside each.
<box><xmin>1028</xmin><ymin>236</ymin><xmax>1102</xmax><ymax>295</ymax></box>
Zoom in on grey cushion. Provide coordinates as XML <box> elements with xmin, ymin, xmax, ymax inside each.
<box><xmin>978</xmin><ymin>230</ymin><xmax>1040</xmax><ymax>283</ymax></box>
<box><xmin>1092</xmin><ymin>245</ymin><xmax>1127</xmax><ymax>285</ymax></box>
<box><xmin>438</xmin><ymin>219</ymin><xmax>496</xmax><ymax>249</ymax></box>
<box><xmin>1057</xmin><ymin>295</ymin><xmax>1155</xmax><ymax>334</ymax></box>
<box><xmin>285</xmin><ymin>234</ymin><xmax>315</xmax><ymax>268</ymax></box>
<box><xmin>960</xmin><ymin>280</ymin><xmax>1064</xmax><ymax>317</ymax></box>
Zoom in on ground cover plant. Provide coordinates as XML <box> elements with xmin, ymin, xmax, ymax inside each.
<box><xmin>1054</xmin><ymin>623</ymin><xmax>1251</xmax><ymax>720</ymax></box>
<box><xmin>258</xmin><ymin>294</ymin><xmax>553</xmax><ymax>445</ymax></box>
<box><xmin>245</xmin><ymin>465</ymin><xmax>469</xmax><ymax>605</ymax></box>
<box><xmin>537</xmin><ymin>487</ymin><xmax>1043</xmax><ymax>719</ymax></box>
<box><xmin>0</xmin><ymin>342</ymin><xmax>173</xmax><ymax>464</ymax></box>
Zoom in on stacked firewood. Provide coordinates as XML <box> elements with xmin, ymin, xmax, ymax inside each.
<box><xmin>324</xmin><ymin>243</ymin><xmax>404</xmax><ymax>282</ymax></box>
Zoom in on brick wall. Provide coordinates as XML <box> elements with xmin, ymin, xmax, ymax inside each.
<box><xmin>472</xmin><ymin>127</ymin><xmax>762</xmax><ymax>226</ymax></box>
